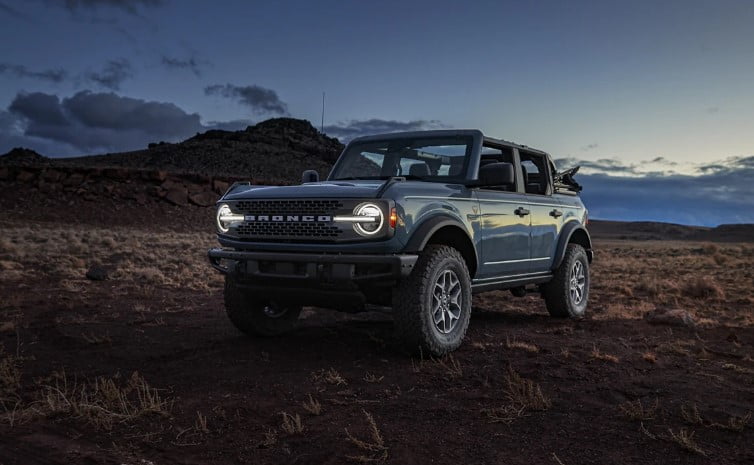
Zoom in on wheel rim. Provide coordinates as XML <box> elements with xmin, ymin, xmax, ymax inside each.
<box><xmin>262</xmin><ymin>302</ymin><xmax>288</xmax><ymax>318</ymax></box>
<box><xmin>569</xmin><ymin>261</ymin><xmax>586</xmax><ymax>305</ymax></box>
<box><xmin>432</xmin><ymin>269</ymin><xmax>462</xmax><ymax>334</ymax></box>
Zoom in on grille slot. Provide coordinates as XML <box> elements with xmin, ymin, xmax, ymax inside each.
<box><xmin>235</xmin><ymin>199</ymin><xmax>344</xmax><ymax>215</ymax></box>
<box><xmin>236</xmin><ymin>222</ymin><xmax>341</xmax><ymax>239</ymax></box>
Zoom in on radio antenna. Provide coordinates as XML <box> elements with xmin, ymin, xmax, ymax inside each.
<box><xmin>320</xmin><ymin>91</ymin><xmax>325</xmax><ymax>133</ymax></box>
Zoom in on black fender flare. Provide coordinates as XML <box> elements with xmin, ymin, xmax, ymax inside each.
<box><xmin>403</xmin><ymin>215</ymin><xmax>479</xmax><ymax>274</ymax></box>
<box><xmin>552</xmin><ymin>221</ymin><xmax>593</xmax><ymax>270</ymax></box>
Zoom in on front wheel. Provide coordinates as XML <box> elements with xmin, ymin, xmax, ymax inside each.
<box><xmin>224</xmin><ymin>276</ymin><xmax>302</xmax><ymax>336</ymax></box>
<box><xmin>543</xmin><ymin>244</ymin><xmax>590</xmax><ymax>318</ymax></box>
<box><xmin>393</xmin><ymin>245</ymin><xmax>472</xmax><ymax>356</ymax></box>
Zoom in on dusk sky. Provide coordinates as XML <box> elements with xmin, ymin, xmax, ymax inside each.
<box><xmin>1</xmin><ymin>0</ymin><xmax>753</xmax><ymax>225</ymax></box>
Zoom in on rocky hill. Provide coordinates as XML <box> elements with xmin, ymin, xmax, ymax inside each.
<box><xmin>1</xmin><ymin>118</ymin><xmax>344</xmax><ymax>183</ymax></box>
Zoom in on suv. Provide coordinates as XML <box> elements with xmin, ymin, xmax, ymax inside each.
<box><xmin>208</xmin><ymin>130</ymin><xmax>592</xmax><ymax>355</ymax></box>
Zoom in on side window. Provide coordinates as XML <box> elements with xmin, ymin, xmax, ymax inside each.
<box><xmin>519</xmin><ymin>151</ymin><xmax>550</xmax><ymax>195</ymax></box>
<box><xmin>479</xmin><ymin>144</ymin><xmax>515</xmax><ymax>191</ymax></box>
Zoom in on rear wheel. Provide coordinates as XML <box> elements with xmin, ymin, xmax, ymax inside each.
<box><xmin>224</xmin><ymin>276</ymin><xmax>302</xmax><ymax>336</ymax></box>
<box><xmin>393</xmin><ymin>245</ymin><xmax>472</xmax><ymax>356</ymax></box>
<box><xmin>543</xmin><ymin>244</ymin><xmax>590</xmax><ymax>318</ymax></box>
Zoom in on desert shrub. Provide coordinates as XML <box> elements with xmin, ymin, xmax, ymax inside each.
<box><xmin>681</xmin><ymin>276</ymin><xmax>725</xmax><ymax>300</ymax></box>
<box><xmin>700</xmin><ymin>243</ymin><xmax>719</xmax><ymax>255</ymax></box>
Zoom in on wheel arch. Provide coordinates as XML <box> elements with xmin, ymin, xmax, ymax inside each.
<box><xmin>552</xmin><ymin>221</ymin><xmax>593</xmax><ymax>270</ymax></box>
<box><xmin>404</xmin><ymin>216</ymin><xmax>478</xmax><ymax>278</ymax></box>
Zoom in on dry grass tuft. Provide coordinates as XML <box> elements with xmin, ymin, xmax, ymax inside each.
<box><xmin>590</xmin><ymin>345</ymin><xmax>620</xmax><ymax>363</ymax></box>
<box><xmin>280</xmin><ymin>411</ymin><xmax>304</xmax><ymax>434</ymax></box>
<box><xmin>642</xmin><ymin>352</ymin><xmax>657</xmax><ymax>363</ymax></box>
<box><xmin>435</xmin><ymin>355</ymin><xmax>463</xmax><ymax>379</ymax></box>
<box><xmin>619</xmin><ymin>399</ymin><xmax>659</xmax><ymax>421</ymax></box>
<box><xmin>714</xmin><ymin>412</ymin><xmax>751</xmax><ymax>432</ymax></box>
<box><xmin>259</xmin><ymin>428</ymin><xmax>278</xmax><ymax>448</ymax></box>
<box><xmin>680</xmin><ymin>276</ymin><xmax>725</xmax><ymax>300</ymax></box>
<box><xmin>194</xmin><ymin>411</ymin><xmax>209</xmax><ymax>433</ymax></box>
<box><xmin>668</xmin><ymin>428</ymin><xmax>706</xmax><ymax>456</ymax></box>
<box><xmin>722</xmin><ymin>363</ymin><xmax>754</xmax><ymax>375</ymax></box>
<box><xmin>302</xmin><ymin>394</ymin><xmax>322</xmax><ymax>415</ymax></box>
<box><xmin>0</xmin><ymin>345</ymin><xmax>22</xmax><ymax>399</ymax></box>
<box><xmin>345</xmin><ymin>409</ymin><xmax>388</xmax><ymax>463</ymax></box>
<box><xmin>505</xmin><ymin>367</ymin><xmax>550</xmax><ymax>411</ymax></box>
<box><xmin>680</xmin><ymin>403</ymin><xmax>704</xmax><ymax>425</ymax></box>
<box><xmin>484</xmin><ymin>368</ymin><xmax>550</xmax><ymax>423</ymax></box>
<box><xmin>36</xmin><ymin>370</ymin><xmax>171</xmax><ymax>430</ymax></box>
<box><xmin>505</xmin><ymin>336</ymin><xmax>539</xmax><ymax>353</ymax></box>
<box><xmin>363</xmin><ymin>372</ymin><xmax>384</xmax><ymax>383</ymax></box>
<box><xmin>321</xmin><ymin>368</ymin><xmax>347</xmax><ymax>386</ymax></box>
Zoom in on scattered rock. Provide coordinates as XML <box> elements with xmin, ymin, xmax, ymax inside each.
<box><xmin>62</xmin><ymin>173</ymin><xmax>85</xmax><ymax>187</ymax></box>
<box><xmin>165</xmin><ymin>186</ymin><xmax>188</xmax><ymax>206</ymax></box>
<box><xmin>160</xmin><ymin>179</ymin><xmax>177</xmax><ymax>191</ymax></box>
<box><xmin>86</xmin><ymin>265</ymin><xmax>111</xmax><ymax>281</ymax></box>
<box><xmin>189</xmin><ymin>190</ymin><xmax>218</xmax><ymax>207</ymax></box>
<box><xmin>644</xmin><ymin>308</ymin><xmax>696</xmax><ymax>328</ymax></box>
<box><xmin>42</xmin><ymin>170</ymin><xmax>63</xmax><ymax>182</ymax></box>
<box><xmin>212</xmin><ymin>179</ymin><xmax>229</xmax><ymax>194</ymax></box>
<box><xmin>0</xmin><ymin>321</ymin><xmax>15</xmax><ymax>333</ymax></box>
<box><xmin>16</xmin><ymin>170</ymin><xmax>35</xmax><ymax>183</ymax></box>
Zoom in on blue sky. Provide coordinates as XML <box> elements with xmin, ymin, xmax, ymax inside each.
<box><xmin>1</xmin><ymin>0</ymin><xmax>753</xmax><ymax>225</ymax></box>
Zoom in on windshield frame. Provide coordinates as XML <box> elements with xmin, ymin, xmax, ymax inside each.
<box><xmin>327</xmin><ymin>131</ymin><xmax>483</xmax><ymax>184</ymax></box>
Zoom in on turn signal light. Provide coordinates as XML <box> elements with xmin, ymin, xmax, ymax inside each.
<box><xmin>389</xmin><ymin>208</ymin><xmax>397</xmax><ymax>229</ymax></box>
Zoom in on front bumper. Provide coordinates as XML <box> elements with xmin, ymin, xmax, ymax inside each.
<box><xmin>207</xmin><ymin>248</ymin><xmax>418</xmax><ymax>282</ymax></box>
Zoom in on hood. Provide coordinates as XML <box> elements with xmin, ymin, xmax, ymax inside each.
<box><xmin>223</xmin><ymin>180</ymin><xmax>385</xmax><ymax>200</ymax></box>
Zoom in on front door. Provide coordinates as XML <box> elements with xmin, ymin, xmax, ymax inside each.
<box><xmin>475</xmin><ymin>189</ymin><xmax>532</xmax><ymax>278</ymax></box>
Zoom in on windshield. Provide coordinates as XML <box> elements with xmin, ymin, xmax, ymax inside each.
<box><xmin>329</xmin><ymin>136</ymin><xmax>473</xmax><ymax>182</ymax></box>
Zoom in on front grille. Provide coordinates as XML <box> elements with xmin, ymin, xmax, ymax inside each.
<box><xmin>236</xmin><ymin>222</ymin><xmax>341</xmax><ymax>239</ymax></box>
<box><xmin>235</xmin><ymin>199</ymin><xmax>344</xmax><ymax>215</ymax></box>
<box><xmin>231</xmin><ymin>199</ymin><xmax>348</xmax><ymax>241</ymax></box>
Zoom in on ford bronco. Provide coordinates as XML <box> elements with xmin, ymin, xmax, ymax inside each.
<box><xmin>208</xmin><ymin>130</ymin><xmax>592</xmax><ymax>355</ymax></box>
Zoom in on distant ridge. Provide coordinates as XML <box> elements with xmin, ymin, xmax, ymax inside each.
<box><xmin>588</xmin><ymin>219</ymin><xmax>754</xmax><ymax>242</ymax></box>
<box><xmin>1</xmin><ymin>118</ymin><xmax>344</xmax><ymax>182</ymax></box>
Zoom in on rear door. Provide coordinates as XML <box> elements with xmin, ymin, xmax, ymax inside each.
<box><xmin>474</xmin><ymin>144</ymin><xmax>532</xmax><ymax>278</ymax></box>
<box><xmin>518</xmin><ymin>150</ymin><xmax>562</xmax><ymax>273</ymax></box>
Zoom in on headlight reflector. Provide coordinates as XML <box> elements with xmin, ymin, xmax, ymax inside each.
<box><xmin>352</xmin><ymin>202</ymin><xmax>383</xmax><ymax>236</ymax></box>
<box><xmin>216</xmin><ymin>204</ymin><xmax>244</xmax><ymax>233</ymax></box>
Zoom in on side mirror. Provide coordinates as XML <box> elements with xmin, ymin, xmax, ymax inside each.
<box><xmin>478</xmin><ymin>162</ymin><xmax>515</xmax><ymax>188</ymax></box>
<box><xmin>301</xmin><ymin>170</ymin><xmax>319</xmax><ymax>184</ymax></box>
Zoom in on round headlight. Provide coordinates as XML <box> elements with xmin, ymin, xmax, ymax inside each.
<box><xmin>216</xmin><ymin>204</ymin><xmax>244</xmax><ymax>233</ymax></box>
<box><xmin>353</xmin><ymin>203</ymin><xmax>384</xmax><ymax>236</ymax></box>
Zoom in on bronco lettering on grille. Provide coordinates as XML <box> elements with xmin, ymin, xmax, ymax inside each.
<box><xmin>244</xmin><ymin>215</ymin><xmax>333</xmax><ymax>222</ymax></box>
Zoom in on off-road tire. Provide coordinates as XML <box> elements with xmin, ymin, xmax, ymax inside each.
<box><xmin>543</xmin><ymin>244</ymin><xmax>590</xmax><ymax>318</ymax></box>
<box><xmin>393</xmin><ymin>245</ymin><xmax>472</xmax><ymax>356</ymax></box>
<box><xmin>224</xmin><ymin>276</ymin><xmax>302</xmax><ymax>336</ymax></box>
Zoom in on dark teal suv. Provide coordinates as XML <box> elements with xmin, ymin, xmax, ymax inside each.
<box><xmin>209</xmin><ymin>130</ymin><xmax>592</xmax><ymax>355</ymax></box>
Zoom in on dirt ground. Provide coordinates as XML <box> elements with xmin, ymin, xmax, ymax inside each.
<box><xmin>1</xmin><ymin>215</ymin><xmax>753</xmax><ymax>465</ymax></box>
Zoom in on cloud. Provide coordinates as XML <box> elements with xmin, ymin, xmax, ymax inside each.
<box><xmin>3</xmin><ymin>90</ymin><xmax>205</xmax><ymax>155</ymax></box>
<box><xmin>85</xmin><ymin>59</ymin><xmax>133</xmax><ymax>90</ymax></box>
<box><xmin>556</xmin><ymin>156</ymin><xmax>754</xmax><ymax>226</ymax></box>
<box><xmin>554</xmin><ymin>156</ymin><xmax>642</xmax><ymax>176</ymax></box>
<box><xmin>323</xmin><ymin>118</ymin><xmax>445</xmax><ymax>140</ymax></box>
<box><xmin>0</xmin><ymin>63</ymin><xmax>68</xmax><ymax>83</ymax></box>
<box><xmin>9</xmin><ymin>92</ymin><xmax>69</xmax><ymax>125</ymax></box>
<box><xmin>204</xmin><ymin>84</ymin><xmax>288</xmax><ymax>115</ymax></box>
<box><xmin>161</xmin><ymin>55</ymin><xmax>205</xmax><ymax>76</ymax></box>
<box><xmin>581</xmin><ymin>143</ymin><xmax>598</xmax><ymax>151</ymax></box>
<box><xmin>59</xmin><ymin>0</ymin><xmax>165</xmax><ymax>15</ymax></box>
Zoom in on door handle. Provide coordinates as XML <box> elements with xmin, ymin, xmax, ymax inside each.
<box><xmin>514</xmin><ymin>207</ymin><xmax>530</xmax><ymax>217</ymax></box>
<box><xmin>550</xmin><ymin>209</ymin><xmax>563</xmax><ymax>218</ymax></box>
